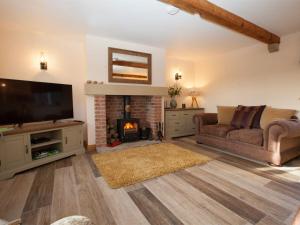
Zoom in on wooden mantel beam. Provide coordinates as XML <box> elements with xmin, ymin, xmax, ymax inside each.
<box><xmin>160</xmin><ymin>0</ymin><xmax>280</xmax><ymax>48</ymax></box>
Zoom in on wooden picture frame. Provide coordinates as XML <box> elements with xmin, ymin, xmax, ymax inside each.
<box><xmin>108</xmin><ymin>47</ymin><xmax>152</xmax><ymax>85</ymax></box>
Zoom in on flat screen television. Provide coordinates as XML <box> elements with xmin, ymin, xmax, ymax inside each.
<box><xmin>0</xmin><ymin>78</ymin><xmax>74</xmax><ymax>125</ymax></box>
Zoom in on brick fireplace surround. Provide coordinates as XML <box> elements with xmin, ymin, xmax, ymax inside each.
<box><xmin>94</xmin><ymin>95</ymin><xmax>162</xmax><ymax>147</ymax></box>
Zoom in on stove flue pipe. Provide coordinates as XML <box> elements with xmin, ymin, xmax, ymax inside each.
<box><xmin>123</xmin><ymin>96</ymin><xmax>131</xmax><ymax>119</ymax></box>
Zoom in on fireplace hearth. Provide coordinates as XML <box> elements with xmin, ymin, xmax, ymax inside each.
<box><xmin>117</xmin><ymin>96</ymin><xmax>140</xmax><ymax>142</ymax></box>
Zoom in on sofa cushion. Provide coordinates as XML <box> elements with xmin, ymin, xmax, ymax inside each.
<box><xmin>231</xmin><ymin>105</ymin><xmax>259</xmax><ymax>129</ymax></box>
<box><xmin>260</xmin><ymin>107</ymin><xmax>297</xmax><ymax>130</ymax></box>
<box><xmin>227</xmin><ymin>129</ymin><xmax>264</xmax><ymax>146</ymax></box>
<box><xmin>217</xmin><ymin>106</ymin><xmax>236</xmax><ymax>125</ymax></box>
<box><xmin>252</xmin><ymin>105</ymin><xmax>266</xmax><ymax>129</ymax></box>
<box><xmin>201</xmin><ymin>124</ymin><xmax>235</xmax><ymax>138</ymax></box>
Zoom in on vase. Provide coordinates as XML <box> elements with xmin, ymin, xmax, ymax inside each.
<box><xmin>170</xmin><ymin>97</ymin><xmax>177</xmax><ymax>109</ymax></box>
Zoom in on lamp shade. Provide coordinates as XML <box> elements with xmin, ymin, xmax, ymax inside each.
<box><xmin>186</xmin><ymin>88</ymin><xmax>201</xmax><ymax>97</ymax></box>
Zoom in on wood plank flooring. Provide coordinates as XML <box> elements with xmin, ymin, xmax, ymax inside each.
<box><xmin>128</xmin><ymin>187</ymin><xmax>184</xmax><ymax>225</ymax></box>
<box><xmin>0</xmin><ymin>136</ymin><xmax>300</xmax><ymax>225</ymax></box>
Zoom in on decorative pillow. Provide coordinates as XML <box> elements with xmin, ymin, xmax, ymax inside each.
<box><xmin>217</xmin><ymin>106</ymin><xmax>236</xmax><ymax>125</ymax></box>
<box><xmin>0</xmin><ymin>219</ymin><xmax>8</xmax><ymax>225</ymax></box>
<box><xmin>252</xmin><ymin>105</ymin><xmax>266</xmax><ymax>129</ymax></box>
<box><xmin>0</xmin><ymin>219</ymin><xmax>21</xmax><ymax>225</ymax></box>
<box><xmin>260</xmin><ymin>107</ymin><xmax>297</xmax><ymax>130</ymax></box>
<box><xmin>51</xmin><ymin>216</ymin><xmax>94</xmax><ymax>225</ymax></box>
<box><xmin>231</xmin><ymin>105</ymin><xmax>259</xmax><ymax>129</ymax></box>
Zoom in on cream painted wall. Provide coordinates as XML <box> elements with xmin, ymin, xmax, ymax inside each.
<box><xmin>195</xmin><ymin>31</ymin><xmax>300</xmax><ymax>114</ymax></box>
<box><xmin>0</xmin><ymin>27</ymin><xmax>88</xmax><ymax>132</ymax></box>
<box><xmin>85</xmin><ymin>35</ymin><xmax>166</xmax><ymax>85</ymax></box>
<box><xmin>85</xmin><ymin>35</ymin><xmax>167</xmax><ymax>145</ymax></box>
<box><xmin>165</xmin><ymin>57</ymin><xmax>197</xmax><ymax>108</ymax></box>
<box><xmin>3</xmin><ymin>27</ymin><xmax>299</xmax><ymax>146</ymax></box>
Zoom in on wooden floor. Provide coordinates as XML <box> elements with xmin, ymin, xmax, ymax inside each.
<box><xmin>1</xmin><ymin>137</ymin><xmax>300</xmax><ymax>225</ymax></box>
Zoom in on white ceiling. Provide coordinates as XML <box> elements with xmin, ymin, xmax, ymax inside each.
<box><xmin>1</xmin><ymin>0</ymin><xmax>300</xmax><ymax>60</ymax></box>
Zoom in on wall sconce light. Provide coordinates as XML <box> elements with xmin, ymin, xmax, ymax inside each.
<box><xmin>40</xmin><ymin>52</ymin><xmax>47</xmax><ymax>70</ymax></box>
<box><xmin>175</xmin><ymin>73</ymin><xmax>182</xmax><ymax>81</ymax></box>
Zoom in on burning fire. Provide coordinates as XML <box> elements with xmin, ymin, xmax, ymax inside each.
<box><xmin>124</xmin><ymin>122</ymin><xmax>135</xmax><ymax>129</ymax></box>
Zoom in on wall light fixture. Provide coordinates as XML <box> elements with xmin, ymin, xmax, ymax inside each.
<box><xmin>40</xmin><ymin>52</ymin><xmax>47</xmax><ymax>70</ymax></box>
<box><xmin>175</xmin><ymin>73</ymin><xmax>182</xmax><ymax>81</ymax></box>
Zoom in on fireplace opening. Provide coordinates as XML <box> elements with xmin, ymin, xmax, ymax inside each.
<box><xmin>117</xmin><ymin>96</ymin><xmax>140</xmax><ymax>142</ymax></box>
<box><xmin>124</xmin><ymin>122</ymin><xmax>138</xmax><ymax>133</ymax></box>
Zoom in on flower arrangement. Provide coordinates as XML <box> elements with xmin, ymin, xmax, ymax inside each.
<box><xmin>168</xmin><ymin>84</ymin><xmax>182</xmax><ymax>98</ymax></box>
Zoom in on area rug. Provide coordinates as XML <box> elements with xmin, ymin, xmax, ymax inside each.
<box><xmin>96</xmin><ymin>140</ymin><xmax>161</xmax><ymax>152</ymax></box>
<box><xmin>92</xmin><ymin>143</ymin><xmax>211</xmax><ymax>189</ymax></box>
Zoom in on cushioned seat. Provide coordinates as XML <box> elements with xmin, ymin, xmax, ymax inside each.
<box><xmin>227</xmin><ymin>129</ymin><xmax>263</xmax><ymax>146</ymax></box>
<box><xmin>195</xmin><ymin>107</ymin><xmax>300</xmax><ymax>165</ymax></box>
<box><xmin>201</xmin><ymin>124</ymin><xmax>235</xmax><ymax>138</ymax></box>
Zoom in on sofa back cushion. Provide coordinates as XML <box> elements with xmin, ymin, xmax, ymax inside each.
<box><xmin>217</xmin><ymin>106</ymin><xmax>236</xmax><ymax>125</ymax></box>
<box><xmin>260</xmin><ymin>107</ymin><xmax>297</xmax><ymax>129</ymax></box>
<box><xmin>231</xmin><ymin>105</ymin><xmax>259</xmax><ymax>129</ymax></box>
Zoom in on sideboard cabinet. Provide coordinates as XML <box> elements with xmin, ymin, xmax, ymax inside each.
<box><xmin>165</xmin><ymin>108</ymin><xmax>204</xmax><ymax>138</ymax></box>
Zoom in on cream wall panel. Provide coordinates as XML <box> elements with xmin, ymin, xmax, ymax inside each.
<box><xmin>195</xmin><ymin>32</ymin><xmax>300</xmax><ymax>114</ymax></box>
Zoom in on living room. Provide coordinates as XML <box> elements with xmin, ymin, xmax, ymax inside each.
<box><xmin>1</xmin><ymin>0</ymin><xmax>300</xmax><ymax>225</ymax></box>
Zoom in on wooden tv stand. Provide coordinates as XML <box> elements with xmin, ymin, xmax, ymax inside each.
<box><xmin>0</xmin><ymin>121</ymin><xmax>84</xmax><ymax>180</ymax></box>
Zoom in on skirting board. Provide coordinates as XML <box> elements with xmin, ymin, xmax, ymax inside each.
<box><xmin>86</xmin><ymin>144</ymin><xmax>97</xmax><ymax>152</ymax></box>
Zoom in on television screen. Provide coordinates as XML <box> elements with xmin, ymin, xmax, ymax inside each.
<box><xmin>0</xmin><ymin>78</ymin><xmax>74</xmax><ymax>125</ymax></box>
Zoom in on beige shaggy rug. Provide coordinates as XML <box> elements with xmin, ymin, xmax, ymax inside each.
<box><xmin>92</xmin><ymin>143</ymin><xmax>211</xmax><ymax>189</ymax></box>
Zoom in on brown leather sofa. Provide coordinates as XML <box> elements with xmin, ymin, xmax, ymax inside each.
<box><xmin>194</xmin><ymin>113</ymin><xmax>300</xmax><ymax>165</ymax></box>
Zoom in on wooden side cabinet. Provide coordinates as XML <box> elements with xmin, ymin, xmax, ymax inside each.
<box><xmin>0</xmin><ymin>121</ymin><xmax>84</xmax><ymax>180</ymax></box>
<box><xmin>165</xmin><ymin>108</ymin><xmax>204</xmax><ymax>138</ymax></box>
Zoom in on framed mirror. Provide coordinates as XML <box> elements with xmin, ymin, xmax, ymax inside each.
<box><xmin>108</xmin><ymin>47</ymin><xmax>152</xmax><ymax>84</ymax></box>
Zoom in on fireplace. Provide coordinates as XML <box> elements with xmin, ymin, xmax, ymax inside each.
<box><xmin>117</xmin><ymin>96</ymin><xmax>140</xmax><ymax>142</ymax></box>
<box><xmin>95</xmin><ymin>95</ymin><xmax>162</xmax><ymax>147</ymax></box>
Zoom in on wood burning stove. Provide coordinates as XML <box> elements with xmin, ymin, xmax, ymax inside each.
<box><xmin>117</xmin><ymin>118</ymin><xmax>140</xmax><ymax>142</ymax></box>
<box><xmin>117</xmin><ymin>96</ymin><xmax>140</xmax><ymax>142</ymax></box>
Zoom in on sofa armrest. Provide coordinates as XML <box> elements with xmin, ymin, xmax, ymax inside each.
<box><xmin>193</xmin><ymin>113</ymin><xmax>218</xmax><ymax>135</ymax></box>
<box><xmin>264</xmin><ymin>119</ymin><xmax>300</xmax><ymax>152</ymax></box>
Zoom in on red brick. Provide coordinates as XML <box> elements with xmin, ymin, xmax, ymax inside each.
<box><xmin>94</xmin><ymin>95</ymin><xmax>162</xmax><ymax>145</ymax></box>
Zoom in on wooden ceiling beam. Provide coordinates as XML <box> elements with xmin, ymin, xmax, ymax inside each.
<box><xmin>160</xmin><ymin>0</ymin><xmax>280</xmax><ymax>49</ymax></box>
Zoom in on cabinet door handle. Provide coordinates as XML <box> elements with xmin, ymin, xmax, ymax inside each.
<box><xmin>65</xmin><ymin>137</ymin><xmax>68</xmax><ymax>144</ymax></box>
<box><xmin>25</xmin><ymin>145</ymin><xmax>29</xmax><ymax>154</ymax></box>
<box><xmin>0</xmin><ymin>160</ymin><xmax>1</xmax><ymax>167</ymax></box>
